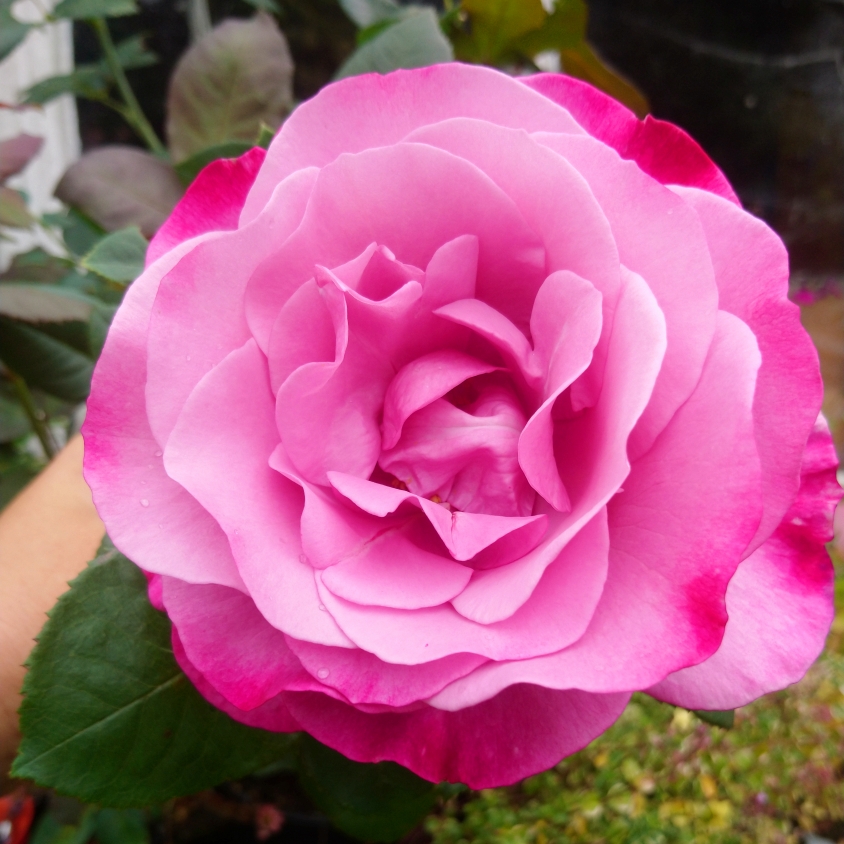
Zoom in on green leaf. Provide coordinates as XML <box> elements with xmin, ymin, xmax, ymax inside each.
<box><xmin>94</xmin><ymin>810</ymin><xmax>150</xmax><ymax>844</ymax></box>
<box><xmin>0</xmin><ymin>0</ymin><xmax>32</xmax><ymax>63</ymax></box>
<box><xmin>255</xmin><ymin>121</ymin><xmax>275</xmax><ymax>149</ymax></box>
<box><xmin>55</xmin><ymin>147</ymin><xmax>183</xmax><ymax>238</ymax></box>
<box><xmin>0</xmin><ymin>187</ymin><xmax>35</xmax><ymax>228</ymax></box>
<box><xmin>0</xmin><ymin>386</ymin><xmax>29</xmax><ymax>442</ymax></box>
<box><xmin>111</xmin><ymin>34</ymin><xmax>158</xmax><ymax>69</ymax></box>
<box><xmin>13</xmin><ymin>552</ymin><xmax>298</xmax><ymax>806</ymax></box>
<box><xmin>339</xmin><ymin>0</ymin><xmax>401</xmax><ymax>29</ymax></box>
<box><xmin>0</xmin><ymin>317</ymin><xmax>93</xmax><ymax>401</ymax></box>
<box><xmin>453</xmin><ymin>0</ymin><xmax>547</xmax><ymax>64</ymax></box>
<box><xmin>81</xmin><ymin>226</ymin><xmax>147</xmax><ymax>283</ymax></box>
<box><xmin>0</xmin><ymin>284</ymin><xmax>100</xmax><ymax>323</ymax></box>
<box><xmin>298</xmin><ymin>735</ymin><xmax>436</xmax><ymax>842</ymax></box>
<box><xmin>511</xmin><ymin>0</ymin><xmax>585</xmax><ymax>56</ymax></box>
<box><xmin>166</xmin><ymin>13</ymin><xmax>294</xmax><ymax>162</ymax></box>
<box><xmin>52</xmin><ymin>0</ymin><xmax>137</xmax><ymax>19</ymax></box>
<box><xmin>87</xmin><ymin>303</ymin><xmax>116</xmax><ymax>358</ymax></box>
<box><xmin>0</xmin><ymin>248</ymin><xmax>73</xmax><ymax>284</ymax></box>
<box><xmin>173</xmin><ymin>141</ymin><xmax>254</xmax><ymax>185</ymax></box>
<box><xmin>692</xmin><ymin>709</ymin><xmax>735</xmax><ymax>729</ymax></box>
<box><xmin>241</xmin><ymin>0</ymin><xmax>280</xmax><ymax>13</ymax></box>
<box><xmin>43</xmin><ymin>210</ymin><xmax>108</xmax><ymax>258</ymax></box>
<box><xmin>335</xmin><ymin>8</ymin><xmax>454</xmax><ymax>79</ymax></box>
<box><xmin>24</xmin><ymin>67</ymin><xmax>109</xmax><ymax>105</ymax></box>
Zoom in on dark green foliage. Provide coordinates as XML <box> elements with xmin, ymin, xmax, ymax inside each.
<box><xmin>12</xmin><ymin>552</ymin><xmax>299</xmax><ymax>806</ymax></box>
<box><xmin>298</xmin><ymin>735</ymin><xmax>438</xmax><ymax>842</ymax></box>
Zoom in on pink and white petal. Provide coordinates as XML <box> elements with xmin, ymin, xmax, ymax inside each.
<box><xmin>146</xmin><ymin>167</ymin><xmax>318</xmax><ymax>445</ymax></box>
<box><xmin>518</xmin><ymin>270</ymin><xmax>603</xmax><ymax>511</ymax></box>
<box><xmin>430</xmin><ymin>313</ymin><xmax>764</xmax><ymax>709</ymax></box>
<box><xmin>83</xmin><ymin>233</ymin><xmax>246</xmax><ymax>590</ymax></box>
<box><xmin>146</xmin><ymin>147</ymin><xmax>265</xmax><ymax>266</ymax></box>
<box><xmin>648</xmin><ymin>418</ymin><xmax>839</xmax><ymax>709</ymax></box>
<box><xmin>162</xmin><ymin>577</ymin><xmax>324</xmax><ymax>710</ymax></box>
<box><xmin>246</xmin><ymin>143</ymin><xmax>545</xmax><ymax>349</ymax></box>
<box><xmin>242</xmin><ymin>63</ymin><xmax>585</xmax><ymax>223</ymax></box>
<box><xmin>534</xmin><ymin>133</ymin><xmax>718</xmax><ymax>458</ymax></box>
<box><xmin>449</xmin><ymin>267</ymin><xmax>664</xmax><ymax>624</ymax></box>
<box><xmin>382</xmin><ymin>350</ymin><xmax>498</xmax><ymax>450</ymax></box>
<box><xmin>164</xmin><ymin>339</ymin><xmax>352</xmax><ymax>647</ymax></box>
<box><xmin>286</xmin><ymin>639</ymin><xmax>486</xmax><ymax>708</ymax></box>
<box><xmin>522</xmin><ymin>74</ymin><xmax>739</xmax><ymax>204</ymax></box>
<box><xmin>674</xmin><ymin>185</ymin><xmax>824</xmax><ymax>550</ymax></box>
<box><xmin>172</xmin><ymin>629</ymin><xmax>302</xmax><ymax>732</ymax></box>
<box><xmin>285</xmin><ymin>684</ymin><xmax>629</xmax><ymax>788</ymax></box>
<box><xmin>318</xmin><ymin>509</ymin><xmax>609</xmax><ymax>663</ymax></box>
<box><xmin>320</xmin><ymin>519</ymin><xmax>472</xmax><ymax>609</ymax></box>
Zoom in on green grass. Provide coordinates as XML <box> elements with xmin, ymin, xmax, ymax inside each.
<box><xmin>427</xmin><ymin>580</ymin><xmax>844</xmax><ymax>844</ymax></box>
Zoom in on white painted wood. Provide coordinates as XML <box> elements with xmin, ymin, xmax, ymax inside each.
<box><xmin>0</xmin><ymin>0</ymin><xmax>81</xmax><ymax>269</ymax></box>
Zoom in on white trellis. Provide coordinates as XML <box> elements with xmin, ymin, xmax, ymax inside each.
<box><xmin>0</xmin><ymin>0</ymin><xmax>81</xmax><ymax>269</ymax></box>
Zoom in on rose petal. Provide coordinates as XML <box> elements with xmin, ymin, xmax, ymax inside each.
<box><xmin>522</xmin><ymin>74</ymin><xmax>739</xmax><ymax>204</ymax></box>
<box><xmin>648</xmin><ymin>418</ymin><xmax>839</xmax><ymax>709</ymax></box>
<box><xmin>82</xmin><ymin>234</ymin><xmax>246</xmax><ymax>590</ymax></box>
<box><xmin>164</xmin><ymin>339</ymin><xmax>352</xmax><ymax>647</ymax></box>
<box><xmin>162</xmin><ymin>577</ymin><xmax>324</xmax><ymax>710</ymax></box>
<box><xmin>535</xmin><ymin>132</ymin><xmax>718</xmax><ymax>459</ymax></box>
<box><xmin>284</xmin><ymin>684</ymin><xmax>629</xmax><ymax>788</ymax></box>
<box><xmin>172</xmin><ymin>629</ymin><xmax>301</xmax><ymax>732</ymax></box>
<box><xmin>674</xmin><ymin>185</ymin><xmax>825</xmax><ymax>551</ymax></box>
<box><xmin>429</xmin><ymin>312</ymin><xmax>763</xmax><ymax>709</ymax></box>
<box><xmin>317</xmin><ymin>509</ymin><xmax>610</xmax><ymax>663</ymax></box>
<box><xmin>146</xmin><ymin>147</ymin><xmax>266</xmax><ymax>266</ymax></box>
<box><xmin>381</xmin><ymin>350</ymin><xmax>499</xmax><ymax>450</ymax></box>
<box><xmin>285</xmin><ymin>638</ymin><xmax>487</xmax><ymax>708</ymax></box>
<box><xmin>242</xmin><ymin>63</ymin><xmax>585</xmax><ymax>223</ymax></box>
<box><xmin>146</xmin><ymin>167</ymin><xmax>318</xmax><ymax>446</ymax></box>
<box><xmin>245</xmin><ymin>143</ymin><xmax>545</xmax><ymax>349</ymax></box>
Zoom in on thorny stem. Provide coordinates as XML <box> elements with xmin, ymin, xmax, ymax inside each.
<box><xmin>8</xmin><ymin>371</ymin><xmax>57</xmax><ymax>460</ymax></box>
<box><xmin>90</xmin><ymin>17</ymin><xmax>168</xmax><ymax>157</ymax></box>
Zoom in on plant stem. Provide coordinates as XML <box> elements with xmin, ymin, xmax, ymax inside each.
<box><xmin>91</xmin><ymin>17</ymin><xmax>168</xmax><ymax>157</ymax></box>
<box><xmin>8</xmin><ymin>371</ymin><xmax>57</xmax><ymax>460</ymax></box>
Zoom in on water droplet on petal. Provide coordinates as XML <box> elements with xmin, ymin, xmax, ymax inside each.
<box><xmin>186</xmin><ymin>355</ymin><xmax>191</xmax><ymax>361</ymax></box>
<box><xmin>140</xmin><ymin>499</ymin><xmax>149</xmax><ymax>507</ymax></box>
<box><xmin>154</xmin><ymin>450</ymin><xmax>163</xmax><ymax>457</ymax></box>
<box><xmin>317</xmin><ymin>668</ymin><xmax>330</xmax><ymax>679</ymax></box>
<box><xmin>318</xmin><ymin>604</ymin><xmax>326</xmax><ymax>611</ymax></box>
<box><xmin>299</xmin><ymin>553</ymin><xmax>309</xmax><ymax>564</ymax></box>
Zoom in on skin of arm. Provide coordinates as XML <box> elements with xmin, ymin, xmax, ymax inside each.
<box><xmin>0</xmin><ymin>436</ymin><xmax>104</xmax><ymax>788</ymax></box>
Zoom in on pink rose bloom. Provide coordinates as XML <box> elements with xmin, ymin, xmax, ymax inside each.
<box><xmin>83</xmin><ymin>64</ymin><xmax>841</xmax><ymax>788</ymax></box>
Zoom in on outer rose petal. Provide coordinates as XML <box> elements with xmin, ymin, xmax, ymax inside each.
<box><xmin>82</xmin><ymin>233</ymin><xmax>246</xmax><ymax>591</ymax></box>
<box><xmin>242</xmin><ymin>63</ymin><xmax>585</xmax><ymax>224</ymax></box>
<box><xmin>673</xmin><ymin>185</ymin><xmax>824</xmax><ymax>551</ymax></box>
<box><xmin>146</xmin><ymin>147</ymin><xmax>266</xmax><ymax>266</ymax></box>
<box><xmin>521</xmin><ymin>73</ymin><xmax>739</xmax><ymax>205</ymax></box>
<box><xmin>172</xmin><ymin>630</ymin><xmax>301</xmax><ymax>732</ymax></box>
<box><xmin>535</xmin><ymin>132</ymin><xmax>718</xmax><ymax>459</ymax></box>
<box><xmin>164</xmin><ymin>339</ymin><xmax>352</xmax><ymax>648</ymax></box>
<box><xmin>648</xmin><ymin>419</ymin><xmax>840</xmax><ymax>709</ymax></box>
<box><xmin>284</xmin><ymin>685</ymin><xmax>630</xmax><ymax>788</ymax></box>
<box><xmin>146</xmin><ymin>167</ymin><xmax>318</xmax><ymax>445</ymax></box>
<box><xmin>162</xmin><ymin>577</ymin><xmax>325</xmax><ymax>710</ymax></box>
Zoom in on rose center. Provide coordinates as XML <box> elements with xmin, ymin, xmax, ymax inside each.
<box><xmin>377</xmin><ymin>378</ymin><xmax>534</xmax><ymax>518</ymax></box>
